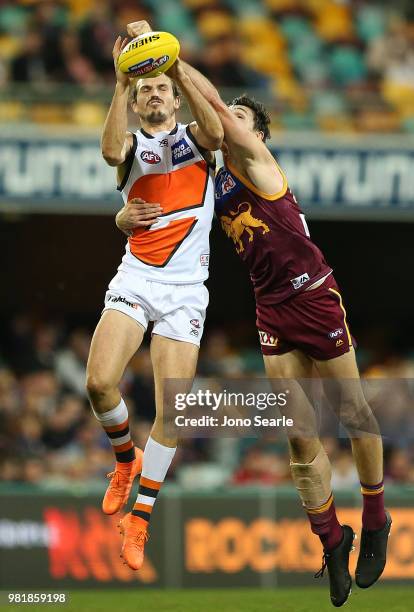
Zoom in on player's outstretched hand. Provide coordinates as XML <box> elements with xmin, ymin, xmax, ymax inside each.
<box><xmin>116</xmin><ymin>198</ymin><xmax>163</xmax><ymax>235</ymax></box>
<box><xmin>113</xmin><ymin>35</ymin><xmax>130</xmax><ymax>86</ymax></box>
<box><xmin>126</xmin><ymin>21</ymin><xmax>152</xmax><ymax>38</ymax></box>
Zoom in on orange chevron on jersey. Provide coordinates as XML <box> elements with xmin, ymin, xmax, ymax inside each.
<box><xmin>127</xmin><ymin>161</ymin><xmax>209</xmax><ymax>215</ymax></box>
<box><xmin>129</xmin><ymin>216</ymin><xmax>197</xmax><ymax>267</ymax></box>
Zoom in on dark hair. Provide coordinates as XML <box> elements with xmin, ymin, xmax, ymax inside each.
<box><xmin>131</xmin><ymin>77</ymin><xmax>181</xmax><ymax>103</ymax></box>
<box><xmin>229</xmin><ymin>94</ymin><xmax>271</xmax><ymax>141</ymax></box>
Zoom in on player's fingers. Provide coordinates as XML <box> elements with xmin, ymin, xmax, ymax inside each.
<box><xmin>132</xmin><ymin>212</ymin><xmax>161</xmax><ymax>221</ymax></box>
<box><xmin>132</xmin><ymin>207</ymin><xmax>160</xmax><ymax>216</ymax></box>
<box><xmin>131</xmin><ymin>211</ymin><xmax>159</xmax><ymax>222</ymax></box>
<box><xmin>120</xmin><ymin>37</ymin><xmax>129</xmax><ymax>50</ymax></box>
<box><xmin>141</xmin><ymin>211</ymin><xmax>161</xmax><ymax>219</ymax></box>
<box><xmin>126</xmin><ymin>22</ymin><xmax>137</xmax><ymax>37</ymax></box>
<box><xmin>136</xmin><ymin>219</ymin><xmax>158</xmax><ymax>227</ymax></box>
<box><xmin>136</xmin><ymin>213</ymin><xmax>161</xmax><ymax>222</ymax></box>
<box><xmin>131</xmin><ymin>202</ymin><xmax>162</xmax><ymax>213</ymax></box>
<box><xmin>133</xmin><ymin>205</ymin><xmax>162</xmax><ymax>213</ymax></box>
<box><xmin>112</xmin><ymin>35</ymin><xmax>122</xmax><ymax>56</ymax></box>
<box><xmin>129</xmin><ymin>197</ymin><xmax>161</xmax><ymax>206</ymax></box>
<box><xmin>127</xmin><ymin>21</ymin><xmax>151</xmax><ymax>38</ymax></box>
<box><xmin>131</xmin><ymin>200</ymin><xmax>162</xmax><ymax>209</ymax></box>
<box><xmin>129</xmin><ymin>197</ymin><xmax>146</xmax><ymax>204</ymax></box>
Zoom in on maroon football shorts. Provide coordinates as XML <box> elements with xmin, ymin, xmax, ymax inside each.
<box><xmin>256</xmin><ymin>274</ymin><xmax>355</xmax><ymax>361</ymax></box>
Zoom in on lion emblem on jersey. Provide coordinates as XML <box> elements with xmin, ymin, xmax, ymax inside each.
<box><xmin>220</xmin><ymin>202</ymin><xmax>270</xmax><ymax>253</ymax></box>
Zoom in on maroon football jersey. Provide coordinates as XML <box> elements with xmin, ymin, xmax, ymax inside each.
<box><xmin>214</xmin><ymin>160</ymin><xmax>332</xmax><ymax>304</ymax></box>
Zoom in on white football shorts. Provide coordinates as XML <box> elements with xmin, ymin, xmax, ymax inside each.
<box><xmin>102</xmin><ymin>270</ymin><xmax>209</xmax><ymax>346</ymax></box>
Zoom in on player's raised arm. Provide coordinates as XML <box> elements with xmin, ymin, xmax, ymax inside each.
<box><xmin>166</xmin><ymin>59</ymin><xmax>223</xmax><ymax>152</ymax></box>
<box><xmin>180</xmin><ymin>60</ymin><xmax>270</xmax><ymax>161</ymax></box>
<box><xmin>101</xmin><ymin>36</ymin><xmax>134</xmax><ymax>166</ymax></box>
<box><xmin>180</xmin><ymin>60</ymin><xmax>284</xmax><ymax>195</ymax></box>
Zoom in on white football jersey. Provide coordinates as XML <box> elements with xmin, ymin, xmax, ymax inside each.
<box><xmin>117</xmin><ymin>123</ymin><xmax>215</xmax><ymax>284</ymax></box>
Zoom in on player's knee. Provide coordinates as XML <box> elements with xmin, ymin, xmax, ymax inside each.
<box><xmin>339</xmin><ymin>398</ymin><xmax>378</xmax><ymax>434</ymax></box>
<box><xmin>86</xmin><ymin>372</ymin><xmax>114</xmax><ymax>401</ymax></box>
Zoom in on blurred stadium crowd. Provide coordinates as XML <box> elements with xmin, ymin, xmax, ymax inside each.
<box><xmin>0</xmin><ymin>0</ymin><xmax>414</xmax><ymax>131</ymax></box>
<box><xmin>1</xmin><ymin>314</ymin><xmax>414</xmax><ymax>489</ymax></box>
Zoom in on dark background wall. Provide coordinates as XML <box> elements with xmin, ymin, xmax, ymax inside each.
<box><xmin>1</xmin><ymin>215</ymin><xmax>413</xmax><ymax>352</ymax></box>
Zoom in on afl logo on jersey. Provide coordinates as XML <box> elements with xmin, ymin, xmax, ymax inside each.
<box><xmin>141</xmin><ymin>150</ymin><xmax>161</xmax><ymax>164</ymax></box>
<box><xmin>329</xmin><ymin>328</ymin><xmax>344</xmax><ymax>339</ymax></box>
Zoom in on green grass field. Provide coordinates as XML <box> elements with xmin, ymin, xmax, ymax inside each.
<box><xmin>5</xmin><ymin>587</ymin><xmax>412</xmax><ymax>612</ymax></box>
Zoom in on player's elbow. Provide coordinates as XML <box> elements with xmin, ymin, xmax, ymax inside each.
<box><xmin>209</xmin><ymin>135</ymin><xmax>224</xmax><ymax>151</ymax></box>
<box><xmin>102</xmin><ymin>153</ymin><xmax>124</xmax><ymax>166</ymax></box>
<box><xmin>102</xmin><ymin>150</ymin><xmax>124</xmax><ymax>167</ymax></box>
<box><xmin>206</xmin><ymin>126</ymin><xmax>224</xmax><ymax>151</ymax></box>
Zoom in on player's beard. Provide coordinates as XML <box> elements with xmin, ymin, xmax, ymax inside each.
<box><xmin>145</xmin><ymin>110</ymin><xmax>169</xmax><ymax>124</ymax></box>
<box><xmin>142</xmin><ymin>103</ymin><xmax>175</xmax><ymax>125</ymax></box>
<box><xmin>138</xmin><ymin>98</ymin><xmax>175</xmax><ymax>126</ymax></box>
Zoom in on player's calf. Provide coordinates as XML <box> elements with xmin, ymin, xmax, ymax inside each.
<box><xmin>91</xmin><ymin>398</ymin><xmax>142</xmax><ymax>514</ymax></box>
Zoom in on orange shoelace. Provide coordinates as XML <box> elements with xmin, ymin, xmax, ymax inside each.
<box><xmin>129</xmin><ymin>529</ymin><xmax>149</xmax><ymax>549</ymax></box>
<box><xmin>106</xmin><ymin>469</ymin><xmax>132</xmax><ymax>497</ymax></box>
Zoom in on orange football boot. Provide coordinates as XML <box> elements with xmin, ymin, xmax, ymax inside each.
<box><xmin>102</xmin><ymin>447</ymin><xmax>143</xmax><ymax>515</ymax></box>
<box><xmin>118</xmin><ymin>512</ymin><xmax>149</xmax><ymax>570</ymax></box>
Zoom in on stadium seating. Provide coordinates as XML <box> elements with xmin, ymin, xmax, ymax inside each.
<box><xmin>0</xmin><ymin>0</ymin><xmax>413</xmax><ymax>131</ymax></box>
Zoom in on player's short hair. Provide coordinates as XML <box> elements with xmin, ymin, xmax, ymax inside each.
<box><xmin>229</xmin><ymin>94</ymin><xmax>271</xmax><ymax>141</ymax></box>
<box><xmin>131</xmin><ymin>77</ymin><xmax>181</xmax><ymax>103</ymax></box>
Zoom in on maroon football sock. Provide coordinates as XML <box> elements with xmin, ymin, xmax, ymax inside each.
<box><xmin>361</xmin><ymin>480</ymin><xmax>387</xmax><ymax>531</ymax></box>
<box><xmin>307</xmin><ymin>494</ymin><xmax>343</xmax><ymax>552</ymax></box>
